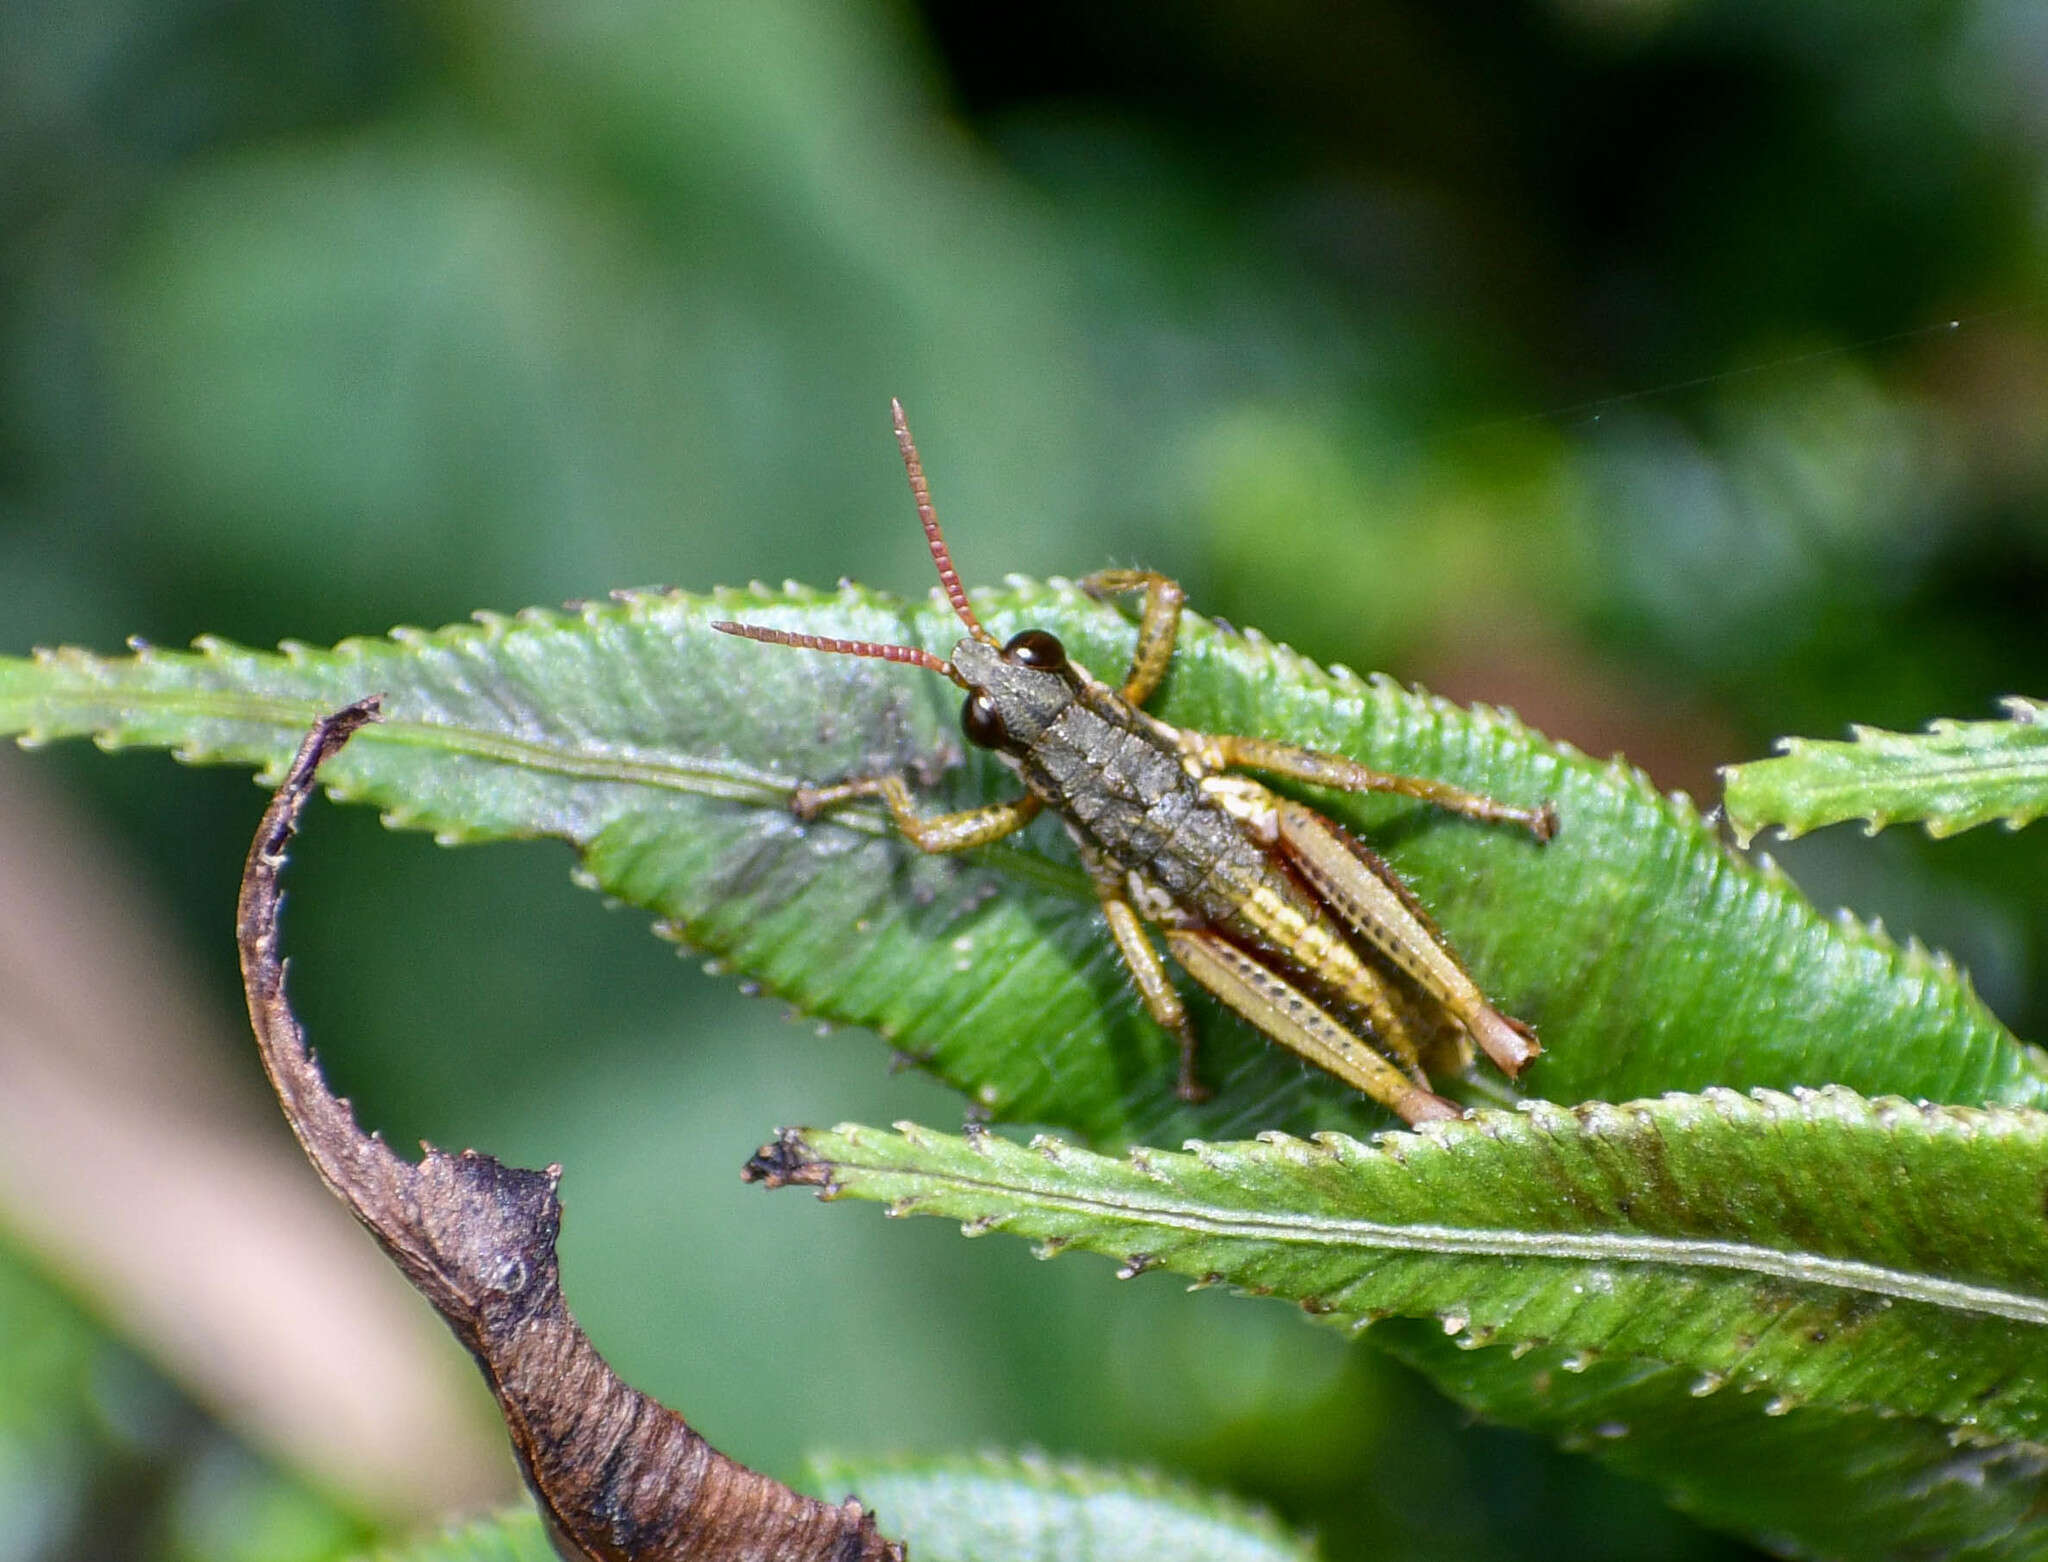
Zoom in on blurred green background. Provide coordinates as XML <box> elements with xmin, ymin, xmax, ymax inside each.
<box><xmin>2</xmin><ymin>1</ymin><xmax>2046</xmax><ymax>1557</ymax></box>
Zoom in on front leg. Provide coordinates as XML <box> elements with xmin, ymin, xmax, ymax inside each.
<box><xmin>793</xmin><ymin>775</ymin><xmax>1042</xmax><ymax>852</ymax></box>
<box><xmin>1080</xmin><ymin>569</ymin><xmax>1186</xmax><ymax>708</ymax></box>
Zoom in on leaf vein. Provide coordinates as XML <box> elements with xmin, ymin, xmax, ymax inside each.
<box><xmin>867</xmin><ymin>1162</ymin><xmax>2048</xmax><ymax>1326</ymax></box>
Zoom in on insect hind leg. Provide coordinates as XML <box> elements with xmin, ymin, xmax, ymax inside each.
<box><xmin>1164</xmin><ymin>929</ymin><xmax>1458</xmax><ymax>1125</ymax></box>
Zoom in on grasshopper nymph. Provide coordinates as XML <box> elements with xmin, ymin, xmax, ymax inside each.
<box><xmin>714</xmin><ymin>402</ymin><xmax>1556</xmax><ymax>1124</ymax></box>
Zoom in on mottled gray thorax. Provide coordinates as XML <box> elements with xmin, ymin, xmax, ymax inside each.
<box><xmin>1012</xmin><ymin>675</ymin><xmax>1266</xmax><ymax>917</ymax></box>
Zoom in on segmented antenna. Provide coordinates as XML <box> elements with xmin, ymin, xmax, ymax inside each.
<box><xmin>710</xmin><ymin>621</ymin><xmax>959</xmax><ymax>681</ymax></box>
<box><xmin>891</xmin><ymin>398</ymin><xmax>993</xmax><ymax>644</ymax></box>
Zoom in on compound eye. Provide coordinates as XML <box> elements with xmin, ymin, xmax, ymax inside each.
<box><xmin>1003</xmin><ymin>629</ymin><xmax>1067</xmax><ymax>671</ymax></box>
<box><xmin>961</xmin><ymin>691</ymin><xmax>1007</xmax><ymax>749</ymax></box>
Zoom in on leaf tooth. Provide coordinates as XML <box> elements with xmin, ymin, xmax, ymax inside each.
<box><xmin>331</xmin><ymin>633</ymin><xmax>379</xmax><ymax>661</ymax></box>
<box><xmin>1027</xmin><ymin>1134</ymin><xmax>1068</xmax><ymax>1164</ymax></box>
<box><xmin>960</xmin><ymin>1214</ymin><xmax>999</xmax><ymax>1237</ymax></box>
<box><xmin>1033</xmin><ymin>1237</ymin><xmax>1069</xmax><ymax>1261</ymax></box>
<box><xmin>1516</xmin><ymin>1097</ymin><xmax>1574</xmax><ymax>1131</ymax></box>
<box><xmin>1868</xmin><ymin>1094</ymin><xmax>1931</xmax><ymax>1132</ymax></box>
<box><xmin>1253</xmin><ymin>1129</ymin><xmax>1314</xmax><ymax>1160</ymax></box>
<box><xmin>1116</xmin><ymin>1253</ymin><xmax>1158</xmax><ymax>1279</ymax></box>
<box><xmin>1304</xmin><ymin>1131</ymin><xmax>1372</xmax><ymax>1167</ymax></box>
<box><xmin>1567</xmin><ymin>1099</ymin><xmax>1636</xmax><ymax>1137</ymax></box>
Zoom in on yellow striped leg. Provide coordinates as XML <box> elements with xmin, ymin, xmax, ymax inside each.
<box><xmin>1165</xmin><ymin>929</ymin><xmax>1458</xmax><ymax>1125</ymax></box>
<box><xmin>1271</xmin><ymin>798</ymin><xmax>1539</xmax><ymax>1076</ymax></box>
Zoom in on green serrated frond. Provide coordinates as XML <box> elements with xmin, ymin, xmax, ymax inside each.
<box><xmin>807</xmin><ymin>1451</ymin><xmax>1318</xmax><ymax>1562</ymax></box>
<box><xmin>3</xmin><ymin>585</ymin><xmax>2042</xmax><ymax>1147</ymax></box>
<box><xmin>772</xmin><ymin>1091</ymin><xmax>2048</xmax><ymax>1441</ymax></box>
<box><xmin>1723</xmin><ymin>696</ymin><xmax>2048</xmax><ymax>843</ymax></box>
<box><xmin>767</xmin><ymin>1089</ymin><xmax>2048</xmax><ymax>1556</ymax></box>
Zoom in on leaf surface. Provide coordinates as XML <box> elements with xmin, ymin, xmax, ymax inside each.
<box><xmin>757</xmin><ymin>1090</ymin><xmax>2048</xmax><ymax>1557</ymax></box>
<box><xmin>1723</xmin><ymin>697</ymin><xmax>2048</xmax><ymax>843</ymax></box>
<box><xmin>3</xmin><ymin>583</ymin><xmax>2040</xmax><ymax>1147</ymax></box>
<box><xmin>353</xmin><ymin>1458</ymin><xmax>1317</xmax><ymax>1562</ymax></box>
<box><xmin>807</xmin><ymin>1452</ymin><xmax>1318</xmax><ymax>1562</ymax></box>
<box><xmin>361</xmin><ymin>1512</ymin><xmax>555</xmax><ymax>1562</ymax></box>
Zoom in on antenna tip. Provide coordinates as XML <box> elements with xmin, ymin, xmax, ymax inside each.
<box><xmin>890</xmin><ymin>397</ymin><xmax>908</xmax><ymax>431</ymax></box>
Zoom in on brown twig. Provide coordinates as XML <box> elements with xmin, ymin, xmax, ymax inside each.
<box><xmin>237</xmin><ymin>698</ymin><xmax>903</xmax><ymax>1562</ymax></box>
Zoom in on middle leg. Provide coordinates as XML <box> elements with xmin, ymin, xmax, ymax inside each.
<box><xmin>1074</xmin><ymin>839</ymin><xmax>1206</xmax><ymax>1101</ymax></box>
<box><xmin>1193</xmin><ymin>732</ymin><xmax>1557</xmax><ymax>841</ymax></box>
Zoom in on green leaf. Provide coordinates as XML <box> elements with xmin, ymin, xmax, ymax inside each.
<box><xmin>3</xmin><ymin>583</ymin><xmax>2041</xmax><ymax>1147</ymax></box>
<box><xmin>353</xmin><ymin>1459</ymin><xmax>1317</xmax><ymax>1562</ymax></box>
<box><xmin>1722</xmin><ymin>697</ymin><xmax>2048</xmax><ymax>843</ymax></box>
<box><xmin>759</xmin><ymin>1090</ymin><xmax>2048</xmax><ymax>1557</ymax></box>
<box><xmin>1380</xmin><ymin>1331</ymin><xmax>2048</xmax><ymax>1562</ymax></box>
<box><xmin>809</xmin><ymin>1451</ymin><xmax>1318</xmax><ymax>1562</ymax></box>
<box><xmin>356</xmin><ymin>1511</ymin><xmax>554</xmax><ymax>1562</ymax></box>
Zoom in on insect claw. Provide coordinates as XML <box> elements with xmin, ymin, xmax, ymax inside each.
<box><xmin>1470</xmin><ymin>1007</ymin><xmax>1541</xmax><ymax>1077</ymax></box>
<box><xmin>1407</xmin><ymin>1091</ymin><xmax>1463</xmax><ymax>1124</ymax></box>
<box><xmin>1530</xmin><ymin>802</ymin><xmax>1561</xmax><ymax>843</ymax></box>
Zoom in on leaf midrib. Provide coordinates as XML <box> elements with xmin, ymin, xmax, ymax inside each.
<box><xmin>1796</xmin><ymin>741</ymin><xmax>2048</xmax><ymax>786</ymax></box>
<box><xmin>11</xmin><ymin>686</ymin><xmax>806</xmax><ymax>802</ymax></box>
<box><xmin>858</xmin><ymin>1152</ymin><xmax>2048</xmax><ymax>1326</ymax></box>
<box><xmin>12</xmin><ymin>682</ymin><xmax>1104</xmax><ymax>896</ymax></box>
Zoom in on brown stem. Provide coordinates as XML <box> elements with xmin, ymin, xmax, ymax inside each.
<box><xmin>237</xmin><ymin>699</ymin><xmax>903</xmax><ymax>1562</ymax></box>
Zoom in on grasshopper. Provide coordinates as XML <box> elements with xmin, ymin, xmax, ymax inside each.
<box><xmin>714</xmin><ymin>402</ymin><xmax>1556</xmax><ymax>1124</ymax></box>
